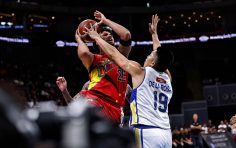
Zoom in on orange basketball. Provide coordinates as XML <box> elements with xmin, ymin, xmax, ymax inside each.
<box><xmin>78</xmin><ymin>19</ymin><xmax>101</xmax><ymax>42</ymax></box>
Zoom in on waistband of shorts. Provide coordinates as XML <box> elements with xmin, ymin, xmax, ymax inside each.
<box><xmin>133</xmin><ymin>124</ymin><xmax>170</xmax><ymax>130</ymax></box>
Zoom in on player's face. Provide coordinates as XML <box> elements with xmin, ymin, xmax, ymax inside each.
<box><xmin>144</xmin><ymin>50</ymin><xmax>157</xmax><ymax>67</ymax></box>
<box><xmin>100</xmin><ymin>31</ymin><xmax>114</xmax><ymax>45</ymax></box>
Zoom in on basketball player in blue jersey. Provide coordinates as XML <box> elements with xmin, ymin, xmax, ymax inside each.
<box><xmin>86</xmin><ymin>14</ymin><xmax>174</xmax><ymax>148</ymax></box>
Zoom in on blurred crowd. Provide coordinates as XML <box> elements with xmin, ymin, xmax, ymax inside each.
<box><xmin>172</xmin><ymin>116</ymin><xmax>236</xmax><ymax>148</ymax></box>
<box><xmin>0</xmin><ymin>59</ymin><xmax>71</xmax><ymax>106</ymax></box>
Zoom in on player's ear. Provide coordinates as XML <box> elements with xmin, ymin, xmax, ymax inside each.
<box><xmin>150</xmin><ymin>60</ymin><xmax>156</xmax><ymax>67</ymax></box>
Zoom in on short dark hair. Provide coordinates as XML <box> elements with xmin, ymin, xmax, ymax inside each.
<box><xmin>100</xmin><ymin>25</ymin><xmax>113</xmax><ymax>35</ymax></box>
<box><xmin>154</xmin><ymin>47</ymin><xmax>174</xmax><ymax>72</ymax></box>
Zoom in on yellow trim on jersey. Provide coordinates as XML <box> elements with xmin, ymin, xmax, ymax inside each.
<box><xmin>131</xmin><ymin>101</ymin><xmax>137</xmax><ymax>125</ymax></box>
<box><xmin>135</xmin><ymin>128</ymin><xmax>141</xmax><ymax>148</ymax></box>
<box><xmin>88</xmin><ymin>69</ymin><xmax>103</xmax><ymax>90</ymax></box>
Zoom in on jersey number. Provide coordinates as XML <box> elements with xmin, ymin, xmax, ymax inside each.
<box><xmin>154</xmin><ymin>91</ymin><xmax>168</xmax><ymax>113</ymax></box>
<box><xmin>118</xmin><ymin>68</ymin><xmax>126</xmax><ymax>81</ymax></box>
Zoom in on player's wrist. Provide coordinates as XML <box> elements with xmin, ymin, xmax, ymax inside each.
<box><xmin>78</xmin><ymin>38</ymin><xmax>86</xmax><ymax>44</ymax></box>
<box><xmin>93</xmin><ymin>35</ymin><xmax>101</xmax><ymax>41</ymax></box>
<box><xmin>61</xmin><ymin>88</ymin><xmax>68</xmax><ymax>93</ymax></box>
<box><xmin>151</xmin><ymin>32</ymin><xmax>158</xmax><ymax>36</ymax></box>
<box><xmin>76</xmin><ymin>36</ymin><xmax>83</xmax><ymax>43</ymax></box>
<box><xmin>102</xmin><ymin>18</ymin><xmax>111</xmax><ymax>26</ymax></box>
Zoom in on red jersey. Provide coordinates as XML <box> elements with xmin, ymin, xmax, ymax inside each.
<box><xmin>80</xmin><ymin>54</ymin><xmax>128</xmax><ymax>122</ymax></box>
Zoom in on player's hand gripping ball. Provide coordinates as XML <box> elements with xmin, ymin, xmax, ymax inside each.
<box><xmin>78</xmin><ymin>19</ymin><xmax>101</xmax><ymax>42</ymax></box>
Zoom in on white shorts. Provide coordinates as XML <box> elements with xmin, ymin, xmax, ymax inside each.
<box><xmin>133</xmin><ymin>125</ymin><xmax>172</xmax><ymax>148</ymax></box>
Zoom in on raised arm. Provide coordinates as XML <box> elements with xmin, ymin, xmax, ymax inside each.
<box><xmin>149</xmin><ymin>14</ymin><xmax>172</xmax><ymax>81</ymax></box>
<box><xmin>149</xmin><ymin>14</ymin><xmax>161</xmax><ymax>50</ymax></box>
<box><xmin>56</xmin><ymin>77</ymin><xmax>72</xmax><ymax>104</ymax></box>
<box><xmin>75</xmin><ymin>30</ymin><xmax>94</xmax><ymax>71</ymax></box>
<box><xmin>94</xmin><ymin>10</ymin><xmax>131</xmax><ymax>57</ymax></box>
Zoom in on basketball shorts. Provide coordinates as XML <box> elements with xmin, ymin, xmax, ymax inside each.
<box><xmin>77</xmin><ymin>91</ymin><xmax>122</xmax><ymax>123</ymax></box>
<box><xmin>133</xmin><ymin>125</ymin><xmax>172</xmax><ymax>148</ymax></box>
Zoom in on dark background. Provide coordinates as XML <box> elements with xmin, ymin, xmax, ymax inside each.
<box><xmin>0</xmin><ymin>0</ymin><xmax>236</xmax><ymax>124</ymax></box>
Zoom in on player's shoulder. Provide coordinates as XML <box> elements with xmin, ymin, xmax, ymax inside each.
<box><xmin>94</xmin><ymin>54</ymin><xmax>102</xmax><ymax>58</ymax></box>
<box><xmin>129</xmin><ymin>60</ymin><xmax>142</xmax><ymax>67</ymax></box>
<box><xmin>93</xmin><ymin>54</ymin><xmax>108</xmax><ymax>62</ymax></box>
<box><xmin>145</xmin><ymin>67</ymin><xmax>159</xmax><ymax>75</ymax></box>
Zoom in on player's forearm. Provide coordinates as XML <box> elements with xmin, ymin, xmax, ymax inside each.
<box><xmin>103</xmin><ymin>19</ymin><xmax>131</xmax><ymax>41</ymax></box>
<box><xmin>193</xmin><ymin>125</ymin><xmax>202</xmax><ymax>130</ymax></box>
<box><xmin>94</xmin><ymin>37</ymin><xmax>117</xmax><ymax>58</ymax></box>
<box><xmin>61</xmin><ymin>89</ymin><xmax>73</xmax><ymax>104</ymax></box>
<box><xmin>94</xmin><ymin>37</ymin><xmax>131</xmax><ymax>75</ymax></box>
<box><xmin>76</xmin><ymin>39</ymin><xmax>90</xmax><ymax>56</ymax></box>
<box><xmin>152</xmin><ymin>33</ymin><xmax>161</xmax><ymax>50</ymax></box>
<box><xmin>76</xmin><ymin>40</ymin><xmax>93</xmax><ymax>70</ymax></box>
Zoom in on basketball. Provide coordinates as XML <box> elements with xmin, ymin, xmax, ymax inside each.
<box><xmin>78</xmin><ymin>19</ymin><xmax>101</xmax><ymax>42</ymax></box>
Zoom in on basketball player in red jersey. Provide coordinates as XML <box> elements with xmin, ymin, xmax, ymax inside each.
<box><xmin>56</xmin><ymin>10</ymin><xmax>132</xmax><ymax>123</ymax></box>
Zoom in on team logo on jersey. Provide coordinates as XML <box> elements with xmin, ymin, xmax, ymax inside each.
<box><xmin>95</xmin><ymin>60</ymin><xmax>116</xmax><ymax>77</ymax></box>
<box><xmin>156</xmin><ymin>77</ymin><xmax>166</xmax><ymax>84</ymax></box>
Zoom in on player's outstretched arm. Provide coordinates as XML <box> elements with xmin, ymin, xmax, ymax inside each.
<box><xmin>56</xmin><ymin>77</ymin><xmax>73</xmax><ymax>104</ymax></box>
<box><xmin>75</xmin><ymin>29</ymin><xmax>94</xmax><ymax>71</ymax></box>
<box><xmin>94</xmin><ymin>10</ymin><xmax>131</xmax><ymax>57</ymax></box>
<box><xmin>149</xmin><ymin>14</ymin><xmax>161</xmax><ymax>50</ymax></box>
<box><xmin>149</xmin><ymin>14</ymin><xmax>172</xmax><ymax>81</ymax></box>
<box><xmin>94</xmin><ymin>10</ymin><xmax>131</xmax><ymax>41</ymax></box>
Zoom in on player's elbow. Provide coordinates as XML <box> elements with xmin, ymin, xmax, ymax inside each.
<box><xmin>118</xmin><ymin>60</ymin><xmax>128</xmax><ymax>70</ymax></box>
<box><xmin>107</xmin><ymin>52</ymin><xmax>116</xmax><ymax>61</ymax></box>
<box><xmin>119</xmin><ymin>63</ymin><xmax>127</xmax><ymax>70</ymax></box>
<box><xmin>78</xmin><ymin>50</ymin><xmax>90</xmax><ymax>59</ymax></box>
<box><xmin>121</xmin><ymin>30</ymin><xmax>131</xmax><ymax>41</ymax></box>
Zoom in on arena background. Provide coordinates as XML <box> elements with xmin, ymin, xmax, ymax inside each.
<box><xmin>0</xmin><ymin>0</ymin><xmax>236</xmax><ymax>128</ymax></box>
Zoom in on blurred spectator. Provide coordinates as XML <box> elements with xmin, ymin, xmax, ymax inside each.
<box><xmin>0</xmin><ymin>61</ymin><xmax>69</xmax><ymax>107</ymax></box>
<box><xmin>224</xmin><ymin>120</ymin><xmax>232</xmax><ymax>133</ymax></box>
<box><xmin>217</xmin><ymin>120</ymin><xmax>227</xmax><ymax>133</ymax></box>
<box><xmin>183</xmin><ymin>128</ymin><xmax>193</xmax><ymax>148</ymax></box>
<box><xmin>0</xmin><ymin>79</ymin><xmax>27</xmax><ymax>106</ymax></box>
<box><xmin>230</xmin><ymin>115</ymin><xmax>236</xmax><ymax>141</ymax></box>
<box><xmin>207</xmin><ymin>119</ymin><xmax>217</xmax><ymax>134</ymax></box>
<box><xmin>172</xmin><ymin>128</ymin><xmax>182</xmax><ymax>148</ymax></box>
<box><xmin>190</xmin><ymin>113</ymin><xmax>203</xmax><ymax>148</ymax></box>
<box><xmin>172</xmin><ymin>127</ymin><xmax>194</xmax><ymax>148</ymax></box>
<box><xmin>232</xmin><ymin>123</ymin><xmax>236</xmax><ymax>141</ymax></box>
<box><xmin>224</xmin><ymin>119</ymin><xmax>232</xmax><ymax>133</ymax></box>
<box><xmin>201</xmin><ymin>123</ymin><xmax>208</xmax><ymax>134</ymax></box>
